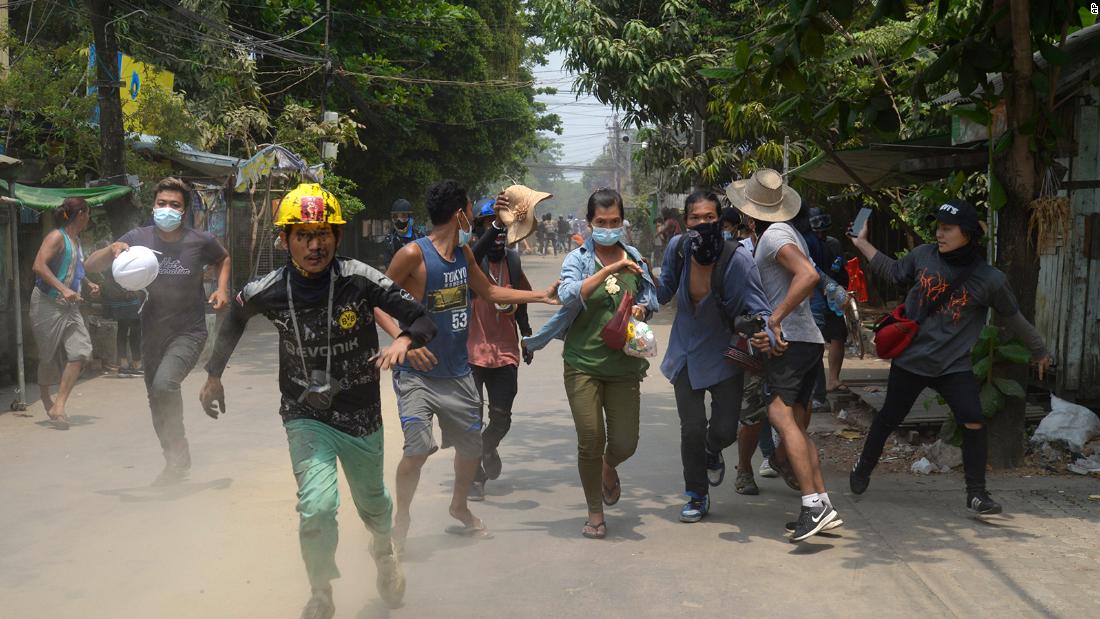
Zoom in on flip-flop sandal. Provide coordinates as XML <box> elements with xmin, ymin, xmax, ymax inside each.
<box><xmin>444</xmin><ymin>523</ymin><xmax>492</xmax><ymax>539</ymax></box>
<box><xmin>827</xmin><ymin>384</ymin><xmax>851</xmax><ymax>393</ymax></box>
<box><xmin>582</xmin><ymin>520</ymin><xmax>607</xmax><ymax>539</ymax></box>
<box><xmin>602</xmin><ymin>478</ymin><xmax>621</xmax><ymax>506</ymax></box>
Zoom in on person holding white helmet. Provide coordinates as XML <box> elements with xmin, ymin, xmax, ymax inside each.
<box><xmin>86</xmin><ymin>177</ymin><xmax>231</xmax><ymax>485</ymax></box>
<box><xmin>200</xmin><ymin>183</ymin><xmax>426</xmax><ymax>616</ymax></box>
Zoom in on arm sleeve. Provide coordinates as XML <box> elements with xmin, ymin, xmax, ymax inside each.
<box><xmin>471</xmin><ymin>224</ymin><xmax>505</xmax><ymax>263</ymax></box>
<box><xmin>656</xmin><ymin>237</ymin><xmax>681</xmax><ymax>305</ymax></box>
<box><xmin>556</xmin><ymin>252</ymin><xmax>588</xmax><ymax>309</ymax></box>
<box><xmin>723</xmin><ymin>249</ymin><xmax>771</xmax><ymax>319</ymax></box>
<box><xmin>515</xmin><ymin>271</ymin><xmax>532</xmax><ymax>337</ymax></box>
<box><xmin>988</xmin><ymin>273</ymin><xmax>1021</xmax><ymax>317</ymax></box>
<box><xmin>1004</xmin><ymin>312</ymin><xmax>1049</xmax><ymax>358</ymax></box>
<box><xmin>368</xmin><ymin>279</ymin><xmax>437</xmax><ymax>348</ymax></box>
<box><xmin>205</xmin><ymin>289</ymin><xmax>260</xmax><ymax>378</ymax></box>
<box><xmin>867</xmin><ymin>246</ymin><xmax>918</xmax><ymax>286</ymax></box>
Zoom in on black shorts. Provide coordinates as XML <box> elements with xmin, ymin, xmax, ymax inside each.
<box><xmin>821</xmin><ymin>313</ymin><xmax>848</xmax><ymax>343</ymax></box>
<box><xmin>764</xmin><ymin>341</ymin><xmax>825</xmax><ymax>408</ymax></box>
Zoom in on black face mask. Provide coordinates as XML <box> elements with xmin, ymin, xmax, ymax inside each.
<box><xmin>487</xmin><ymin>240</ymin><xmax>506</xmax><ymax>262</ymax></box>
<box><xmin>940</xmin><ymin>239</ymin><xmax>981</xmax><ymax>266</ymax></box>
<box><xmin>688</xmin><ymin>222</ymin><xmax>723</xmax><ymax>265</ymax></box>
<box><xmin>393</xmin><ymin>218</ymin><xmax>409</xmax><ymax>232</ymax></box>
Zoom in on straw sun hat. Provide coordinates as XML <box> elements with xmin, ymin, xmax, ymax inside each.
<box><xmin>499</xmin><ymin>184</ymin><xmax>552</xmax><ymax>245</ymax></box>
<box><xmin>725</xmin><ymin>168</ymin><xmax>802</xmax><ymax>223</ymax></box>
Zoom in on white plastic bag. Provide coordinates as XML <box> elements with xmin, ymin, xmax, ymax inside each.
<box><xmin>623</xmin><ymin>318</ymin><xmax>658</xmax><ymax>358</ymax></box>
<box><xmin>1030</xmin><ymin>396</ymin><xmax>1100</xmax><ymax>453</ymax></box>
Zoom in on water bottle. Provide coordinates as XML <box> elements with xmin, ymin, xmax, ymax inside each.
<box><xmin>825</xmin><ymin>282</ymin><xmax>847</xmax><ymax>316</ymax></box>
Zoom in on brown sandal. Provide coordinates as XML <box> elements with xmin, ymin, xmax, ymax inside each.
<box><xmin>582</xmin><ymin>520</ymin><xmax>607</xmax><ymax>539</ymax></box>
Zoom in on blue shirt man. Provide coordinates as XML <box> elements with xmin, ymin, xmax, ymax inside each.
<box><xmin>655</xmin><ymin>191</ymin><xmax>772</xmax><ymax>523</ymax></box>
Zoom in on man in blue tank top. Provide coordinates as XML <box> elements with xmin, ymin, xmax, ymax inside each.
<box><xmin>375</xmin><ymin>179</ymin><xmax>559</xmax><ymax>547</ymax></box>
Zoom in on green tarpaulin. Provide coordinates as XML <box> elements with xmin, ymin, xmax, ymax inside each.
<box><xmin>0</xmin><ymin>180</ymin><xmax>131</xmax><ymax>211</ymax></box>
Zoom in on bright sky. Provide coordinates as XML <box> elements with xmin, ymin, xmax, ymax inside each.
<box><xmin>533</xmin><ymin>50</ymin><xmax>616</xmax><ymax>177</ymax></box>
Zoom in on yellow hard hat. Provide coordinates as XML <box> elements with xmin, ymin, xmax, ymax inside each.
<box><xmin>274</xmin><ymin>183</ymin><xmax>345</xmax><ymax>226</ymax></box>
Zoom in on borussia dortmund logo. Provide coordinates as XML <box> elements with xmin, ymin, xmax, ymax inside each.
<box><xmin>338</xmin><ymin>309</ymin><xmax>358</xmax><ymax>330</ymax></box>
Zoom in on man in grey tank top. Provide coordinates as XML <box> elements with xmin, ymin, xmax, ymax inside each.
<box><xmin>728</xmin><ymin>169</ymin><xmax>840</xmax><ymax>543</ymax></box>
<box><xmin>375</xmin><ymin>179</ymin><xmax>559</xmax><ymax>549</ymax></box>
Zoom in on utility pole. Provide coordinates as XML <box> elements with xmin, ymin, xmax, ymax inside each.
<box><xmin>319</xmin><ymin>0</ymin><xmax>333</xmax><ymax>159</ymax></box>
<box><xmin>320</xmin><ymin>0</ymin><xmax>331</xmax><ymax>117</ymax></box>
<box><xmin>86</xmin><ymin>0</ymin><xmax>130</xmax><ymax>237</ymax></box>
<box><xmin>610</xmin><ymin>114</ymin><xmax>621</xmax><ymax>194</ymax></box>
<box><xmin>623</xmin><ymin>130</ymin><xmax>633</xmax><ymax>196</ymax></box>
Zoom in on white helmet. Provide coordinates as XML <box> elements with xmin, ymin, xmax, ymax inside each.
<box><xmin>112</xmin><ymin>246</ymin><xmax>160</xmax><ymax>291</ymax></box>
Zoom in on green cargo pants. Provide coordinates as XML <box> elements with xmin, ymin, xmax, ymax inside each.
<box><xmin>285</xmin><ymin>418</ymin><xmax>392</xmax><ymax>590</ymax></box>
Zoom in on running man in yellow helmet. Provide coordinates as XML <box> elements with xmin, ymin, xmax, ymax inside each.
<box><xmin>200</xmin><ymin>183</ymin><xmax>434</xmax><ymax>617</ymax></box>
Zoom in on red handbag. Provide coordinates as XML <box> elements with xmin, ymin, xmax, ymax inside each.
<box><xmin>873</xmin><ymin>304</ymin><xmax>919</xmax><ymax>359</ymax></box>
<box><xmin>600</xmin><ymin>291</ymin><xmax>635</xmax><ymax>350</ymax></box>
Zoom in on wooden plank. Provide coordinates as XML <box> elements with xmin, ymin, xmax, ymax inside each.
<box><xmin>1062</xmin><ymin>84</ymin><xmax>1100</xmax><ymax>393</ymax></box>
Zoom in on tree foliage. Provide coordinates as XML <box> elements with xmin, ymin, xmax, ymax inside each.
<box><xmin>1</xmin><ymin>0</ymin><xmax>557</xmax><ymax>219</ymax></box>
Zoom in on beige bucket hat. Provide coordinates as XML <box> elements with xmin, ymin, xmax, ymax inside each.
<box><xmin>500</xmin><ymin>184</ymin><xmax>552</xmax><ymax>244</ymax></box>
<box><xmin>725</xmin><ymin>168</ymin><xmax>802</xmax><ymax>222</ymax></box>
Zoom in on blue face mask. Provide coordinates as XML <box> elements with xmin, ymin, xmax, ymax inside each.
<box><xmin>153</xmin><ymin>207</ymin><xmax>183</xmax><ymax>232</ymax></box>
<box><xmin>591</xmin><ymin>226</ymin><xmax>623</xmax><ymax>246</ymax></box>
<box><xmin>722</xmin><ymin>230</ymin><xmax>734</xmax><ymax>241</ymax></box>
<box><xmin>457</xmin><ymin>211</ymin><xmax>473</xmax><ymax>246</ymax></box>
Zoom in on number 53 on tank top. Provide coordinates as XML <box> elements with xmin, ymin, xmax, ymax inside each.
<box><xmin>399</xmin><ymin>237</ymin><xmax>473</xmax><ymax>378</ymax></box>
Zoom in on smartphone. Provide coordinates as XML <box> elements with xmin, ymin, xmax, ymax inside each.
<box><xmin>848</xmin><ymin>207</ymin><xmax>872</xmax><ymax>239</ymax></box>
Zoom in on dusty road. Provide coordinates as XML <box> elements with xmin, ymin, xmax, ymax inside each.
<box><xmin>1</xmin><ymin>252</ymin><xmax>1098</xmax><ymax>618</ymax></box>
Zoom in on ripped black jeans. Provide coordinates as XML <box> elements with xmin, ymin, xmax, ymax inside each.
<box><xmin>855</xmin><ymin>364</ymin><xmax>989</xmax><ymax>494</ymax></box>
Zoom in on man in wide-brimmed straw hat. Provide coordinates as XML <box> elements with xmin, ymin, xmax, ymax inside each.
<box><xmin>726</xmin><ymin>168</ymin><xmax>841</xmax><ymax>543</ymax></box>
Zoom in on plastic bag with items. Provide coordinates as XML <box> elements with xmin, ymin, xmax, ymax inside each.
<box><xmin>623</xmin><ymin>318</ymin><xmax>658</xmax><ymax>358</ymax></box>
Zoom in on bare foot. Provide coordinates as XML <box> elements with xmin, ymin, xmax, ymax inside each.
<box><xmin>48</xmin><ymin>401</ymin><xmax>69</xmax><ymax>421</ymax></box>
<box><xmin>448</xmin><ymin>505</ymin><xmax>483</xmax><ymax>529</ymax></box>
<box><xmin>46</xmin><ymin>403</ymin><xmax>70</xmax><ymax>429</ymax></box>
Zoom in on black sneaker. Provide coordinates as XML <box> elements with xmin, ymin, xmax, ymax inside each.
<box><xmin>786</xmin><ymin>514</ymin><xmax>843</xmax><ymax>533</ymax></box>
<box><xmin>482</xmin><ymin>448</ymin><xmax>502</xmax><ymax>480</ymax></box>
<box><xmin>967</xmin><ymin>491</ymin><xmax>1003</xmax><ymax>515</ymax></box>
<box><xmin>299</xmin><ymin>588</ymin><xmax>335</xmax><ymax>619</ymax></box>
<box><xmin>790</xmin><ymin>503</ymin><xmax>837</xmax><ymax>543</ymax></box>
<box><xmin>850</xmin><ymin>468</ymin><xmax>870</xmax><ymax>495</ymax></box>
<box><xmin>705</xmin><ymin>449</ymin><xmax>726</xmax><ymax>487</ymax></box>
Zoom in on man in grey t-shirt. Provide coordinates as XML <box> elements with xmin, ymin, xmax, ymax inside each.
<box><xmin>727</xmin><ymin>169</ymin><xmax>838</xmax><ymax>543</ymax></box>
